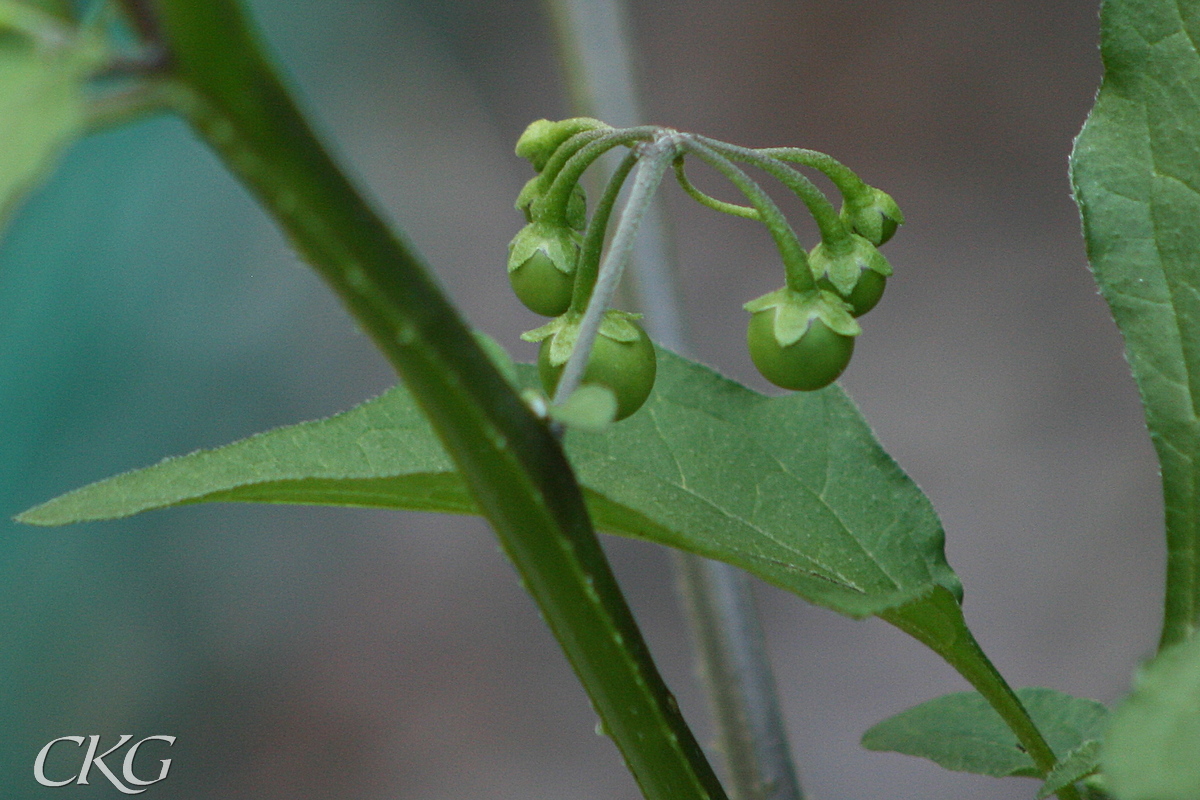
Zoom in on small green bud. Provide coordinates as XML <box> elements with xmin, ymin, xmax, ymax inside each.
<box><xmin>515</xmin><ymin>176</ymin><xmax>541</xmax><ymax>221</ymax></box>
<box><xmin>566</xmin><ymin>183</ymin><xmax>587</xmax><ymax>230</ymax></box>
<box><xmin>808</xmin><ymin>235</ymin><xmax>892</xmax><ymax>317</ymax></box>
<box><xmin>840</xmin><ymin>187</ymin><xmax>903</xmax><ymax>246</ymax></box>
<box><xmin>515</xmin><ymin>117</ymin><xmax>606</xmax><ymax>171</ymax></box>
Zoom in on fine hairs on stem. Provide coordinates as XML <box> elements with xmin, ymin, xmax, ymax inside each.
<box><xmin>552</xmin><ymin>133</ymin><xmax>681</xmax><ymax>405</ymax></box>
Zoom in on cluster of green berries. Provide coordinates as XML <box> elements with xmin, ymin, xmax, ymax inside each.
<box><xmin>506</xmin><ymin>118</ymin><xmax>903</xmax><ymax>422</ymax></box>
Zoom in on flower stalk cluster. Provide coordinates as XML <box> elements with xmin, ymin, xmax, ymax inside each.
<box><xmin>506</xmin><ymin>119</ymin><xmax>904</xmax><ymax>418</ymax></box>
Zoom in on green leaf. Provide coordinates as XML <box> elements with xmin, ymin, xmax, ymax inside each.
<box><xmin>1070</xmin><ymin>0</ymin><xmax>1200</xmax><ymax>647</ymax></box>
<box><xmin>0</xmin><ymin>2</ymin><xmax>106</xmax><ymax>236</ymax></box>
<box><xmin>19</xmin><ymin>349</ymin><xmax>961</xmax><ymax>620</ymax></box>
<box><xmin>861</xmin><ymin>688</ymin><xmax>1109</xmax><ymax>778</ymax></box>
<box><xmin>549</xmin><ymin>384</ymin><xmax>618</xmax><ymax>431</ymax></box>
<box><xmin>1104</xmin><ymin>634</ymin><xmax>1200</xmax><ymax>800</ymax></box>
<box><xmin>1038</xmin><ymin>739</ymin><xmax>1101</xmax><ymax>799</ymax></box>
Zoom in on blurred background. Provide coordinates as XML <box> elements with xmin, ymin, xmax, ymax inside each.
<box><xmin>0</xmin><ymin>0</ymin><xmax>1160</xmax><ymax>797</ymax></box>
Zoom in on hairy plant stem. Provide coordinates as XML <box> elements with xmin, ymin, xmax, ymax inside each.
<box><xmin>698</xmin><ymin>138</ymin><xmax>849</xmax><ymax>251</ymax></box>
<box><xmin>757</xmin><ymin>148</ymin><xmax>870</xmax><ymax>203</ymax></box>
<box><xmin>554</xmin><ymin>136</ymin><xmax>678</xmax><ymax>404</ymax></box>
<box><xmin>537</xmin><ymin>127</ymin><xmax>658</xmax><ymax>225</ymax></box>
<box><xmin>683</xmin><ymin>139</ymin><xmax>816</xmax><ymax>294</ymax></box>
<box><xmin>537</xmin><ymin>127</ymin><xmax>610</xmax><ymax>187</ymax></box>
<box><xmin>569</xmin><ymin>150</ymin><xmax>639</xmax><ymax>313</ymax></box>
<box><xmin>132</xmin><ymin>2</ymin><xmax>727</xmax><ymax>799</ymax></box>
<box><xmin>674</xmin><ymin>157</ymin><xmax>760</xmax><ymax>220</ymax></box>
<box><xmin>544</xmin><ymin>5</ymin><xmax>806</xmax><ymax>798</ymax></box>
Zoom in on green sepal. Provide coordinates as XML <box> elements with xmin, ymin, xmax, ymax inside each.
<box><xmin>808</xmin><ymin>235</ymin><xmax>893</xmax><ymax>296</ymax></box>
<box><xmin>598</xmin><ymin>309</ymin><xmax>645</xmax><ymax>342</ymax></box>
<box><xmin>515</xmin><ymin>116</ymin><xmax>606</xmax><ymax>171</ymax></box>
<box><xmin>743</xmin><ymin>287</ymin><xmax>860</xmax><ymax>347</ymax></box>
<box><xmin>521</xmin><ymin>309</ymin><xmax>644</xmax><ymax>367</ymax></box>
<box><xmin>515</xmin><ymin>175</ymin><xmax>540</xmax><ymax>220</ymax></box>
<box><xmin>840</xmin><ymin>186</ymin><xmax>904</xmax><ymax>246</ymax></box>
<box><xmin>506</xmin><ymin>221</ymin><xmax>579</xmax><ymax>276</ymax></box>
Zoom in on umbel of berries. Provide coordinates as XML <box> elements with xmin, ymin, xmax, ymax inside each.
<box><xmin>744</xmin><ymin>288</ymin><xmax>860</xmax><ymax>391</ymax></box>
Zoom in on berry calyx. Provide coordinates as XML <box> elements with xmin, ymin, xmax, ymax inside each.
<box><xmin>841</xmin><ymin>187</ymin><xmax>903</xmax><ymax>246</ymax></box>
<box><xmin>808</xmin><ymin>235</ymin><xmax>892</xmax><ymax>317</ymax></box>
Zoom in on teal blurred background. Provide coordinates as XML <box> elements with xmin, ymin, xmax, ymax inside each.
<box><xmin>1</xmin><ymin>1</ymin><xmax>1159</xmax><ymax>798</ymax></box>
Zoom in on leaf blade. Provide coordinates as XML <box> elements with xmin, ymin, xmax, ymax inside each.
<box><xmin>19</xmin><ymin>349</ymin><xmax>960</xmax><ymax>620</ymax></box>
<box><xmin>1071</xmin><ymin>0</ymin><xmax>1200</xmax><ymax>647</ymax></box>
<box><xmin>861</xmin><ymin>688</ymin><xmax>1109</xmax><ymax>779</ymax></box>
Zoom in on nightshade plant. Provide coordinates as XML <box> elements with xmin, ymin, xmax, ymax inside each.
<box><xmin>5</xmin><ymin>0</ymin><xmax>1200</xmax><ymax>798</ymax></box>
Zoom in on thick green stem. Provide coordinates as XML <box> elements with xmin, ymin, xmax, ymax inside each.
<box><xmin>882</xmin><ymin>588</ymin><xmax>1082</xmax><ymax>800</ymax></box>
<box><xmin>137</xmin><ymin>3</ymin><xmax>727</xmax><ymax>799</ymax></box>
<box><xmin>683</xmin><ymin>139</ymin><xmax>815</xmax><ymax>294</ymax></box>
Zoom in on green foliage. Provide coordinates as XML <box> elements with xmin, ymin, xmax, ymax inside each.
<box><xmin>1071</xmin><ymin>0</ymin><xmax>1200</xmax><ymax>647</ymax></box>
<box><xmin>20</xmin><ymin>348</ymin><xmax>961</xmax><ymax>620</ymax></box>
<box><xmin>0</xmin><ymin>2</ymin><xmax>106</xmax><ymax>234</ymax></box>
<box><xmin>861</xmin><ymin>688</ymin><xmax>1108</xmax><ymax>779</ymax></box>
<box><xmin>9</xmin><ymin>0</ymin><xmax>1200</xmax><ymax>794</ymax></box>
<box><xmin>1104</xmin><ymin>635</ymin><xmax>1200</xmax><ymax>800</ymax></box>
<box><xmin>1039</xmin><ymin>740</ymin><xmax>1101</xmax><ymax>799</ymax></box>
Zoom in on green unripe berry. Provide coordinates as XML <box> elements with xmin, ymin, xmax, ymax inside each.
<box><xmin>817</xmin><ymin>269</ymin><xmax>886</xmax><ymax>317</ymax></box>
<box><xmin>746</xmin><ymin>308</ymin><xmax>854</xmax><ymax>391</ymax></box>
<box><xmin>507</xmin><ymin>222</ymin><xmax>579</xmax><ymax>316</ymax></box>
<box><xmin>539</xmin><ymin>324</ymin><xmax>657</xmax><ymax>421</ymax></box>
<box><xmin>510</xmin><ymin>250</ymin><xmax>576</xmax><ymax>317</ymax></box>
